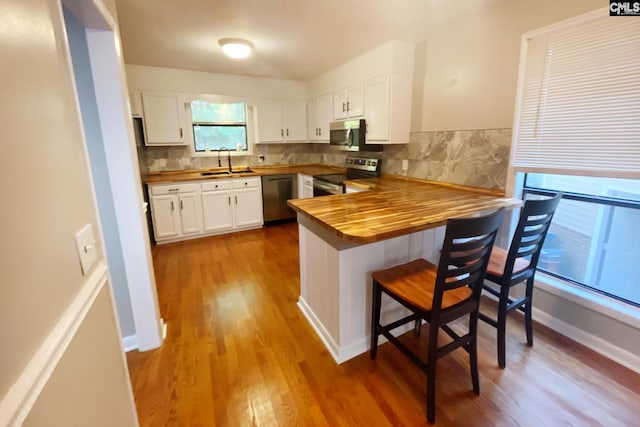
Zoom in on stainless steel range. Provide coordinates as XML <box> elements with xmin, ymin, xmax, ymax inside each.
<box><xmin>313</xmin><ymin>155</ymin><xmax>381</xmax><ymax>196</ymax></box>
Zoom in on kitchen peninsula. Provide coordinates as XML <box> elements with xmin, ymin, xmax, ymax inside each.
<box><xmin>288</xmin><ymin>175</ymin><xmax>521</xmax><ymax>363</ymax></box>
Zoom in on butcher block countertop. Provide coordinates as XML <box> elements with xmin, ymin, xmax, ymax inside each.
<box><xmin>288</xmin><ymin>175</ymin><xmax>522</xmax><ymax>243</ymax></box>
<box><xmin>143</xmin><ymin>164</ymin><xmax>342</xmax><ymax>184</ymax></box>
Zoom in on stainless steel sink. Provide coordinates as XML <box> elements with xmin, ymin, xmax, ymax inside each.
<box><xmin>201</xmin><ymin>171</ymin><xmax>231</xmax><ymax>176</ymax></box>
<box><xmin>201</xmin><ymin>169</ymin><xmax>254</xmax><ymax>176</ymax></box>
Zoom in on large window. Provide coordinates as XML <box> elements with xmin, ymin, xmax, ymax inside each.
<box><xmin>190</xmin><ymin>100</ymin><xmax>248</xmax><ymax>152</ymax></box>
<box><xmin>524</xmin><ymin>174</ymin><xmax>640</xmax><ymax>306</ymax></box>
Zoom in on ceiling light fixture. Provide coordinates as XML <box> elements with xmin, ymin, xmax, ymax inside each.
<box><xmin>218</xmin><ymin>38</ymin><xmax>253</xmax><ymax>59</ymax></box>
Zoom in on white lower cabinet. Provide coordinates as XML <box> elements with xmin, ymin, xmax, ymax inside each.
<box><xmin>150</xmin><ymin>177</ymin><xmax>264</xmax><ymax>244</ymax></box>
<box><xmin>232</xmin><ymin>178</ymin><xmax>264</xmax><ymax>227</ymax></box>
<box><xmin>149</xmin><ymin>183</ymin><xmax>202</xmax><ymax>242</ymax></box>
<box><xmin>298</xmin><ymin>174</ymin><xmax>314</xmax><ymax>199</ymax></box>
<box><xmin>150</xmin><ymin>194</ymin><xmax>181</xmax><ymax>239</ymax></box>
<box><xmin>201</xmin><ymin>181</ymin><xmax>233</xmax><ymax>232</ymax></box>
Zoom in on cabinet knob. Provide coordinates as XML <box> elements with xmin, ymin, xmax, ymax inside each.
<box><xmin>244</xmin><ymin>182</ymin><xmax>248</xmax><ymax>186</ymax></box>
<box><xmin>215</xmin><ymin>184</ymin><xmax>219</xmax><ymax>188</ymax></box>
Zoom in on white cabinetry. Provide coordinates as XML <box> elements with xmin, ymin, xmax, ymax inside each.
<box><xmin>307</xmin><ymin>95</ymin><xmax>332</xmax><ymax>142</ymax></box>
<box><xmin>141</xmin><ymin>92</ymin><xmax>186</xmax><ymax>146</ymax></box>
<box><xmin>298</xmin><ymin>174</ymin><xmax>314</xmax><ymax>199</ymax></box>
<box><xmin>256</xmin><ymin>101</ymin><xmax>307</xmax><ymax>143</ymax></box>
<box><xmin>150</xmin><ymin>177</ymin><xmax>263</xmax><ymax>244</ymax></box>
<box><xmin>201</xmin><ymin>178</ymin><xmax>263</xmax><ymax>233</ymax></box>
<box><xmin>364</xmin><ymin>74</ymin><xmax>413</xmax><ymax>144</ymax></box>
<box><xmin>233</xmin><ymin>178</ymin><xmax>264</xmax><ymax>227</ymax></box>
<box><xmin>332</xmin><ymin>84</ymin><xmax>364</xmax><ymax>120</ymax></box>
<box><xmin>201</xmin><ymin>180</ymin><xmax>233</xmax><ymax>232</ymax></box>
<box><xmin>149</xmin><ymin>183</ymin><xmax>202</xmax><ymax>242</ymax></box>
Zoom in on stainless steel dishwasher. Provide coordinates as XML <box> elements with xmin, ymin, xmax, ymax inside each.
<box><xmin>262</xmin><ymin>174</ymin><xmax>297</xmax><ymax>223</ymax></box>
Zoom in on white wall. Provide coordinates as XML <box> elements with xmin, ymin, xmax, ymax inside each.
<box><xmin>308</xmin><ymin>40</ymin><xmax>415</xmax><ymax>97</ymax></box>
<box><xmin>0</xmin><ymin>0</ymin><xmax>138</xmax><ymax>424</ymax></box>
<box><xmin>126</xmin><ymin>64</ymin><xmax>308</xmax><ymax>100</ymax></box>
<box><xmin>412</xmin><ymin>0</ymin><xmax>606</xmax><ymax>131</ymax></box>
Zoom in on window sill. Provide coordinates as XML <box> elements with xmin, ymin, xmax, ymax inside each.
<box><xmin>190</xmin><ymin>150</ymin><xmax>252</xmax><ymax>158</ymax></box>
<box><xmin>535</xmin><ymin>272</ymin><xmax>640</xmax><ymax>330</ymax></box>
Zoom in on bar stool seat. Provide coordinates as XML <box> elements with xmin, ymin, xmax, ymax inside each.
<box><xmin>372</xmin><ymin>259</ymin><xmax>472</xmax><ymax>312</ymax></box>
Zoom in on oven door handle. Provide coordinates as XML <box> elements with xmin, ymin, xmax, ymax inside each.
<box><xmin>313</xmin><ymin>180</ymin><xmax>342</xmax><ymax>194</ymax></box>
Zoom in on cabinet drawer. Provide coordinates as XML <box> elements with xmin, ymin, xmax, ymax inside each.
<box><xmin>202</xmin><ymin>180</ymin><xmax>232</xmax><ymax>192</ymax></box>
<box><xmin>232</xmin><ymin>177</ymin><xmax>260</xmax><ymax>189</ymax></box>
<box><xmin>150</xmin><ymin>183</ymin><xmax>198</xmax><ymax>195</ymax></box>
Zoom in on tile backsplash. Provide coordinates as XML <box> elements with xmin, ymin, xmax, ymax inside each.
<box><xmin>137</xmin><ymin>128</ymin><xmax>511</xmax><ymax>190</ymax></box>
<box><xmin>384</xmin><ymin>129</ymin><xmax>512</xmax><ymax>190</ymax></box>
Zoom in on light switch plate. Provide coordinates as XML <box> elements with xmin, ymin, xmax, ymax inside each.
<box><xmin>75</xmin><ymin>224</ymin><xmax>97</xmax><ymax>275</ymax></box>
<box><xmin>402</xmin><ymin>159</ymin><xmax>409</xmax><ymax>171</ymax></box>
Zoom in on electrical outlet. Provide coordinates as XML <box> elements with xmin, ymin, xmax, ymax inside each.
<box><xmin>402</xmin><ymin>159</ymin><xmax>409</xmax><ymax>171</ymax></box>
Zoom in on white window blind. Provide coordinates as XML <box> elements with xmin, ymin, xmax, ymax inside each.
<box><xmin>512</xmin><ymin>13</ymin><xmax>640</xmax><ymax>179</ymax></box>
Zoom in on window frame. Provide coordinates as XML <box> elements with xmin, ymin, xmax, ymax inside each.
<box><xmin>183</xmin><ymin>94</ymin><xmax>256</xmax><ymax>158</ymax></box>
<box><xmin>503</xmin><ymin>6</ymin><xmax>640</xmax><ymax>330</ymax></box>
<box><xmin>523</xmin><ymin>174</ymin><xmax>640</xmax><ymax>308</ymax></box>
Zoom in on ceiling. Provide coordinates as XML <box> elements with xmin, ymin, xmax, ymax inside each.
<box><xmin>115</xmin><ymin>0</ymin><xmax>499</xmax><ymax>81</ymax></box>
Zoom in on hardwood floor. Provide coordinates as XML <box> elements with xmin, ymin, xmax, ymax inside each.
<box><xmin>127</xmin><ymin>223</ymin><xmax>640</xmax><ymax>426</ymax></box>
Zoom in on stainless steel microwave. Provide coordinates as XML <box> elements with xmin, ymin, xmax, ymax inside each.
<box><xmin>329</xmin><ymin>119</ymin><xmax>382</xmax><ymax>152</ymax></box>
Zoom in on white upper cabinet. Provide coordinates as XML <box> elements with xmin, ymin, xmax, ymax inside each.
<box><xmin>307</xmin><ymin>95</ymin><xmax>332</xmax><ymax>142</ymax></box>
<box><xmin>365</xmin><ymin>73</ymin><xmax>413</xmax><ymax>144</ymax></box>
<box><xmin>309</xmin><ymin>41</ymin><xmax>415</xmax><ymax>144</ymax></box>
<box><xmin>284</xmin><ymin>101</ymin><xmax>307</xmax><ymax>141</ymax></box>
<box><xmin>141</xmin><ymin>92</ymin><xmax>186</xmax><ymax>146</ymax></box>
<box><xmin>332</xmin><ymin>84</ymin><xmax>364</xmax><ymax>120</ymax></box>
<box><xmin>364</xmin><ymin>75</ymin><xmax>390</xmax><ymax>141</ymax></box>
<box><xmin>256</xmin><ymin>100</ymin><xmax>307</xmax><ymax>143</ymax></box>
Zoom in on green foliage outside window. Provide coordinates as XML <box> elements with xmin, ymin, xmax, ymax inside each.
<box><xmin>191</xmin><ymin>100</ymin><xmax>248</xmax><ymax>152</ymax></box>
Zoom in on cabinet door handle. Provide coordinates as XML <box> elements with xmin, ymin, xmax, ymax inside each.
<box><xmin>180</xmin><ymin>200</ymin><xmax>183</xmax><ymax>210</ymax></box>
<box><xmin>286</xmin><ymin>128</ymin><xmax>289</xmax><ymax>137</ymax></box>
<box><xmin>179</xmin><ymin>128</ymin><xmax>183</xmax><ymax>138</ymax></box>
<box><xmin>228</xmin><ymin>196</ymin><xmax>231</xmax><ymax>205</ymax></box>
<box><xmin>168</xmin><ymin>188</ymin><xmax>179</xmax><ymax>192</ymax></box>
<box><xmin>342</xmin><ymin>102</ymin><xmax>346</xmax><ymax>112</ymax></box>
<box><xmin>347</xmin><ymin>101</ymin><xmax>350</xmax><ymax>111</ymax></box>
<box><xmin>170</xmin><ymin>201</ymin><xmax>174</xmax><ymax>211</ymax></box>
<box><xmin>281</xmin><ymin>129</ymin><xmax>284</xmax><ymax>137</ymax></box>
<box><xmin>318</xmin><ymin>128</ymin><xmax>321</xmax><ymax>136</ymax></box>
<box><xmin>235</xmin><ymin>195</ymin><xmax>238</xmax><ymax>204</ymax></box>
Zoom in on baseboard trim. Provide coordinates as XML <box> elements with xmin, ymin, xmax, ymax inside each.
<box><xmin>532</xmin><ymin>307</ymin><xmax>640</xmax><ymax>374</ymax></box>
<box><xmin>122</xmin><ymin>334</ymin><xmax>139</xmax><ymax>352</ymax></box>
<box><xmin>297</xmin><ymin>297</ymin><xmax>341</xmax><ymax>363</ymax></box>
<box><xmin>0</xmin><ymin>263</ymin><xmax>108</xmax><ymax>427</ymax></box>
<box><xmin>298</xmin><ymin>297</ymin><xmax>414</xmax><ymax>364</ymax></box>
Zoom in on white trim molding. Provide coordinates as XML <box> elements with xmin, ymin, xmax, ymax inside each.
<box><xmin>532</xmin><ymin>307</ymin><xmax>640</xmax><ymax>374</ymax></box>
<box><xmin>122</xmin><ymin>335</ymin><xmax>139</xmax><ymax>352</ymax></box>
<box><xmin>0</xmin><ymin>263</ymin><xmax>109</xmax><ymax>427</ymax></box>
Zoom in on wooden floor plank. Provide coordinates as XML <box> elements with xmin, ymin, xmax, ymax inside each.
<box><xmin>127</xmin><ymin>223</ymin><xmax>640</xmax><ymax>426</ymax></box>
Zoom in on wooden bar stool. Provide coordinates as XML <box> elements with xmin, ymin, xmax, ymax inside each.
<box><xmin>479</xmin><ymin>192</ymin><xmax>562</xmax><ymax>368</ymax></box>
<box><xmin>370</xmin><ymin>209</ymin><xmax>505</xmax><ymax>424</ymax></box>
